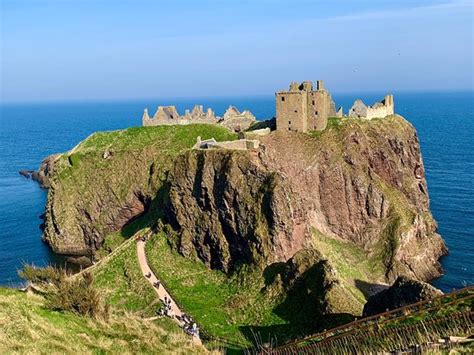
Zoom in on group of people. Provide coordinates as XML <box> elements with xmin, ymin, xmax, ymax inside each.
<box><xmin>156</xmin><ymin>296</ymin><xmax>199</xmax><ymax>338</ymax></box>
<box><xmin>156</xmin><ymin>296</ymin><xmax>175</xmax><ymax>318</ymax></box>
<box><xmin>177</xmin><ymin>313</ymin><xmax>199</xmax><ymax>338</ymax></box>
<box><xmin>141</xmin><ymin>233</ymin><xmax>199</xmax><ymax>340</ymax></box>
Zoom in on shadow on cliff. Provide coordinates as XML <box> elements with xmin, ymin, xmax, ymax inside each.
<box><xmin>238</xmin><ymin>261</ymin><xmax>355</xmax><ymax>347</ymax></box>
<box><xmin>355</xmin><ymin>279</ymin><xmax>389</xmax><ymax>299</ymax></box>
<box><xmin>117</xmin><ymin>180</ymin><xmax>171</xmax><ymax>240</ymax></box>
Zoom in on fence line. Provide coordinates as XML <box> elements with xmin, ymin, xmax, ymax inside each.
<box><xmin>272</xmin><ymin>286</ymin><xmax>474</xmax><ymax>349</ymax></box>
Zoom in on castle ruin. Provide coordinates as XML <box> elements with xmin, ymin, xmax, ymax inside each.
<box><xmin>142</xmin><ymin>104</ymin><xmax>218</xmax><ymax>126</ymax></box>
<box><xmin>142</xmin><ymin>81</ymin><xmax>395</xmax><ymax>135</ymax></box>
<box><xmin>348</xmin><ymin>95</ymin><xmax>394</xmax><ymax>119</ymax></box>
<box><xmin>275</xmin><ymin>80</ymin><xmax>341</xmax><ymax>133</ymax></box>
<box><xmin>142</xmin><ymin>104</ymin><xmax>256</xmax><ymax>132</ymax></box>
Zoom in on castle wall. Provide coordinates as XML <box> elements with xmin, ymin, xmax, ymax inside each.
<box><xmin>365</xmin><ymin>95</ymin><xmax>394</xmax><ymax>119</ymax></box>
<box><xmin>142</xmin><ymin>104</ymin><xmax>255</xmax><ymax>132</ymax></box>
<box><xmin>276</xmin><ymin>80</ymin><xmax>337</xmax><ymax>133</ymax></box>
<box><xmin>308</xmin><ymin>91</ymin><xmax>335</xmax><ymax>131</ymax></box>
<box><xmin>276</xmin><ymin>92</ymin><xmax>308</xmax><ymax>132</ymax></box>
<box><xmin>349</xmin><ymin>95</ymin><xmax>394</xmax><ymax>119</ymax></box>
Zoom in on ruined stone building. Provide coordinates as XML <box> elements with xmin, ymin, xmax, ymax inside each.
<box><xmin>275</xmin><ymin>80</ymin><xmax>341</xmax><ymax>133</ymax></box>
<box><xmin>193</xmin><ymin>136</ymin><xmax>260</xmax><ymax>150</ymax></box>
<box><xmin>142</xmin><ymin>104</ymin><xmax>256</xmax><ymax>133</ymax></box>
<box><xmin>142</xmin><ymin>105</ymin><xmax>218</xmax><ymax>126</ymax></box>
<box><xmin>219</xmin><ymin>106</ymin><xmax>256</xmax><ymax>132</ymax></box>
<box><xmin>348</xmin><ymin>95</ymin><xmax>394</xmax><ymax>119</ymax></box>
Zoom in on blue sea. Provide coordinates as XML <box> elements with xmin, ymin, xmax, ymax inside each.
<box><xmin>0</xmin><ymin>92</ymin><xmax>473</xmax><ymax>291</ymax></box>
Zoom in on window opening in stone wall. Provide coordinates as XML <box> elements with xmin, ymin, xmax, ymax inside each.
<box><xmin>281</xmin><ymin>97</ymin><xmax>285</xmax><ymax>101</ymax></box>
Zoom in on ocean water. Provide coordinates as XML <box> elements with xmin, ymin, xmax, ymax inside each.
<box><xmin>0</xmin><ymin>92</ymin><xmax>472</xmax><ymax>291</ymax></box>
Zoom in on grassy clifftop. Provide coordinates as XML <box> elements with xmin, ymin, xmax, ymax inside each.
<box><xmin>43</xmin><ymin>124</ymin><xmax>237</xmax><ymax>256</ymax></box>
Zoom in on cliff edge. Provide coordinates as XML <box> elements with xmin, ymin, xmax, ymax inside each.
<box><xmin>39</xmin><ymin>116</ymin><xmax>446</xmax><ymax>323</ymax></box>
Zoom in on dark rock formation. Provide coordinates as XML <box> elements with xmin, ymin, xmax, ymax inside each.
<box><xmin>19</xmin><ymin>154</ymin><xmax>59</xmax><ymax>188</ymax></box>
<box><xmin>363</xmin><ymin>276</ymin><xmax>443</xmax><ymax>316</ymax></box>
<box><xmin>165</xmin><ymin>149</ymin><xmax>308</xmax><ymax>272</ymax></box>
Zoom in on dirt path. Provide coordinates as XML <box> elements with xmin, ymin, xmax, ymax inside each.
<box><xmin>136</xmin><ymin>238</ymin><xmax>202</xmax><ymax>345</ymax></box>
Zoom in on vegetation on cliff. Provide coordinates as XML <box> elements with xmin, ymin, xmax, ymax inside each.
<box><xmin>35</xmin><ymin>116</ymin><xmax>448</xmax><ymax>348</ymax></box>
<box><xmin>42</xmin><ymin>124</ymin><xmax>236</xmax><ymax>256</ymax></box>
<box><xmin>144</xmin><ymin>232</ymin><xmax>359</xmax><ymax>347</ymax></box>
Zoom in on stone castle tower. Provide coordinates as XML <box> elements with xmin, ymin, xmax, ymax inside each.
<box><xmin>275</xmin><ymin>80</ymin><xmax>338</xmax><ymax>132</ymax></box>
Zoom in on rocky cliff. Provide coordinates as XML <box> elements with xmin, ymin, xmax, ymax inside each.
<box><xmin>41</xmin><ymin>125</ymin><xmax>237</xmax><ymax>256</ymax></box>
<box><xmin>41</xmin><ymin>115</ymin><xmax>446</xmax><ymax>292</ymax></box>
<box><xmin>165</xmin><ymin>149</ymin><xmax>307</xmax><ymax>272</ymax></box>
<box><xmin>164</xmin><ymin>116</ymin><xmax>446</xmax><ymax>285</ymax></box>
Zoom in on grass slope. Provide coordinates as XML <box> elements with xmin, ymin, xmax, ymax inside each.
<box><xmin>0</xmin><ymin>288</ymin><xmax>209</xmax><ymax>354</ymax></box>
<box><xmin>91</xmin><ymin>231</ymin><xmax>158</xmax><ymax>317</ymax></box>
<box><xmin>144</xmin><ymin>232</ymin><xmax>286</xmax><ymax>348</ymax></box>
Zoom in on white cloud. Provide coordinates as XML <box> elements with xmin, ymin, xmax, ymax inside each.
<box><xmin>324</xmin><ymin>0</ymin><xmax>472</xmax><ymax>22</ymax></box>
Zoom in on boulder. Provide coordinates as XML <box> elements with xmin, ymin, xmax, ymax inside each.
<box><xmin>363</xmin><ymin>276</ymin><xmax>443</xmax><ymax>316</ymax></box>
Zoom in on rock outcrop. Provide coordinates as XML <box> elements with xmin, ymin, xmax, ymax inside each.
<box><xmin>19</xmin><ymin>154</ymin><xmax>59</xmax><ymax>188</ymax></box>
<box><xmin>256</xmin><ymin>115</ymin><xmax>446</xmax><ymax>282</ymax></box>
<box><xmin>40</xmin><ymin>125</ymin><xmax>237</xmax><ymax>256</ymax></box>
<box><xmin>362</xmin><ymin>276</ymin><xmax>443</xmax><ymax>316</ymax></box>
<box><xmin>162</xmin><ymin>115</ymin><xmax>446</xmax><ymax>283</ymax></box>
<box><xmin>267</xmin><ymin>248</ymin><xmax>361</xmax><ymax>325</ymax></box>
<box><xmin>165</xmin><ymin>149</ymin><xmax>308</xmax><ymax>272</ymax></box>
<box><xmin>41</xmin><ymin>115</ymin><xmax>446</xmax><ymax>287</ymax></box>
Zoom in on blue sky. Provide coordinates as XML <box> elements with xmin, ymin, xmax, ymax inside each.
<box><xmin>1</xmin><ymin>0</ymin><xmax>473</xmax><ymax>102</ymax></box>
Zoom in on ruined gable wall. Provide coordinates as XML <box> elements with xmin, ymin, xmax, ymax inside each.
<box><xmin>366</xmin><ymin>105</ymin><xmax>393</xmax><ymax>119</ymax></box>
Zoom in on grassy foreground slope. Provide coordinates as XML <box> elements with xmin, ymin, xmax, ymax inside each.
<box><xmin>90</xmin><ymin>230</ymin><xmax>158</xmax><ymax>316</ymax></box>
<box><xmin>0</xmin><ymin>288</ymin><xmax>209</xmax><ymax>354</ymax></box>
<box><xmin>145</xmin><ymin>232</ymin><xmax>286</xmax><ymax>348</ymax></box>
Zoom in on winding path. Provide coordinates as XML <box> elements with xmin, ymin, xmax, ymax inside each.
<box><xmin>136</xmin><ymin>238</ymin><xmax>202</xmax><ymax>345</ymax></box>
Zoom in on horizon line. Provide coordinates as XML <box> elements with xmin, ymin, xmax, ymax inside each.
<box><xmin>1</xmin><ymin>88</ymin><xmax>473</xmax><ymax>106</ymax></box>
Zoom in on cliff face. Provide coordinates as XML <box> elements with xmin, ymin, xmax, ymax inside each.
<box><xmin>257</xmin><ymin>116</ymin><xmax>446</xmax><ymax>282</ymax></box>
<box><xmin>163</xmin><ymin>116</ymin><xmax>446</xmax><ymax>283</ymax></box>
<box><xmin>41</xmin><ymin>125</ymin><xmax>237</xmax><ymax>256</ymax></box>
<box><xmin>165</xmin><ymin>149</ymin><xmax>308</xmax><ymax>272</ymax></box>
<box><xmin>41</xmin><ymin>116</ymin><xmax>446</xmax><ymax>286</ymax></box>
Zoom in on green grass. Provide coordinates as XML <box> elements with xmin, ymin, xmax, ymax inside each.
<box><xmin>0</xmin><ymin>287</ymin><xmax>209</xmax><ymax>354</ymax></box>
<box><xmin>311</xmin><ymin>228</ymin><xmax>384</xmax><ymax>306</ymax></box>
<box><xmin>74</xmin><ymin>124</ymin><xmax>237</xmax><ymax>154</ymax></box>
<box><xmin>144</xmin><ymin>232</ymin><xmax>289</xmax><ymax>348</ymax></box>
<box><xmin>92</xmin><ymin>234</ymin><xmax>158</xmax><ymax>317</ymax></box>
